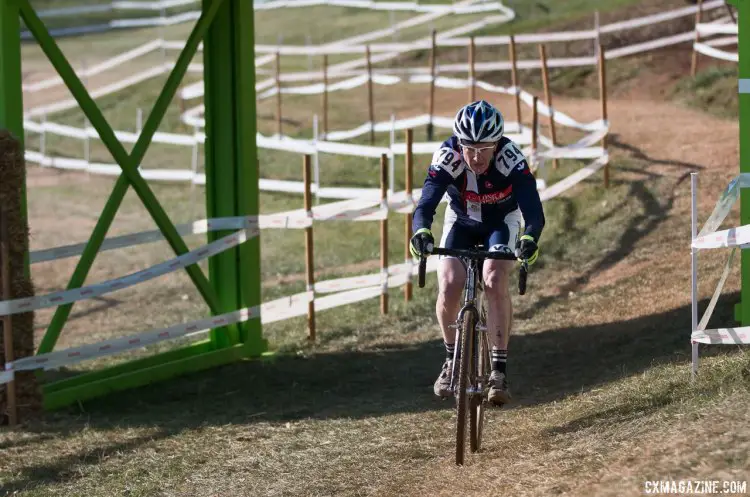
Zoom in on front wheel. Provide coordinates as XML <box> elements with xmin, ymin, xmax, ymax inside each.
<box><xmin>470</xmin><ymin>327</ymin><xmax>490</xmax><ymax>453</ymax></box>
<box><xmin>455</xmin><ymin>310</ymin><xmax>475</xmax><ymax>466</ymax></box>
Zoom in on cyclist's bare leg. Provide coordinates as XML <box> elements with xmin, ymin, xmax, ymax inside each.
<box><xmin>482</xmin><ymin>260</ymin><xmax>513</xmax><ymax>349</ymax></box>
<box><xmin>433</xmin><ymin>257</ymin><xmax>467</xmax><ymax>397</ymax></box>
<box><xmin>437</xmin><ymin>257</ymin><xmax>467</xmax><ymax>345</ymax></box>
<box><xmin>483</xmin><ymin>259</ymin><xmax>513</xmax><ymax>404</ymax></box>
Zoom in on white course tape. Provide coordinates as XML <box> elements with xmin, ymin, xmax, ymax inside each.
<box><xmin>31</xmin><ymin>197</ymin><xmax>392</xmax><ymax>264</ymax></box>
<box><xmin>692</xmin><ymin>224</ymin><xmax>750</xmax><ymax>250</ymax></box>
<box><xmin>31</xmin><ymin>216</ymin><xmax>256</xmax><ymax>264</ymax></box>
<box><xmin>0</xmin><ymin>369</ymin><xmax>13</xmax><ymax>385</ymax></box>
<box><xmin>25</xmin><ymin>63</ymin><xmax>171</xmax><ymax>118</ymax></box>
<box><xmin>697</xmin><ymin>176</ymin><xmax>743</xmax><ymax>237</ymax></box>
<box><xmin>111</xmin><ymin>11</ymin><xmax>201</xmax><ymax>28</ymax></box>
<box><xmin>0</xmin><ymin>262</ymin><xmax>451</xmax><ymax>384</ymax></box>
<box><xmin>599</xmin><ymin>0</ymin><xmax>724</xmax><ymax>34</ymax></box>
<box><xmin>538</xmin><ymin>155</ymin><xmax>610</xmax><ymax>202</ymax></box>
<box><xmin>22</xmin><ymin>39</ymin><xmax>164</xmax><ymax>93</ymax></box>
<box><xmin>693</xmin><ymin>42</ymin><xmax>738</xmax><ymax>62</ymax></box>
<box><xmin>317</xmin><ymin>140</ymin><xmax>391</xmax><ymax>158</ymax></box>
<box><xmin>607</xmin><ymin>31</ymin><xmax>696</xmax><ymax>60</ymax></box>
<box><xmin>536</xmin><ymin>127</ymin><xmax>609</xmax><ymax>160</ymax></box>
<box><xmin>8</xmin><ymin>306</ymin><xmax>261</xmax><ymax>374</ymax></box>
<box><xmin>691</xmin><ymin>326</ymin><xmax>750</xmax><ymax>345</ymax></box>
<box><xmin>255</xmin><ymin>0</ymin><xmax>507</xmax><ymax>14</ymax></box>
<box><xmin>36</xmin><ymin>4</ymin><xmax>112</xmax><ymax>18</ymax></box>
<box><xmin>113</xmin><ymin>0</ymin><xmax>199</xmax><ymax>10</ymax></box>
<box><xmin>0</xmin><ymin>226</ymin><xmax>259</xmax><ymax>317</ymax></box>
<box><xmin>696</xmin><ymin>248</ymin><xmax>736</xmax><ymax>332</ymax></box>
<box><xmin>696</xmin><ymin>21</ymin><xmax>738</xmax><ymax>36</ymax></box>
<box><xmin>705</xmin><ymin>36</ymin><xmax>739</xmax><ymax>48</ymax></box>
<box><xmin>261</xmin><ymin>290</ymin><xmax>316</xmax><ymax>324</ymax></box>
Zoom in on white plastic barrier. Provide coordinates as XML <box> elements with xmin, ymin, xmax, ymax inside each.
<box><xmin>4</xmin><ymin>134</ymin><xmax>612</xmax><ymax>387</ymax></box>
<box><xmin>29</xmin><ymin>0</ymin><xmax>509</xmax><ymax>38</ymax></box>
<box><xmin>255</xmin><ymin>0</ymin><xmax>507</xmax><ymax>13</ymax></box>
<box><xmin>246</xmin><ymin>0</ymin><xmax>725</xmax><ymax>89</ymax></box>
<box><xmin>22</xmin><ymin>1</ymin><xmax>725</xmax><ymax>116</ymax></box>
<box><xmin>23</xmin><ymin>116</ymin><xmax>605</xmax><ymax>196</ymax></box>
<box><xmin>25</xmin><ymin>62</ymin><xmax>204</xmax><ymax>118</ymax></box>
<box><xmin>29</xmin><ymin>201</ymin><xmax>385</xmax><ymax>265</ymax></box>
<box><xmin>689</xmin><ymin>172</ymin><xmax>750</xmax><ymax>377</ymax></box>
<box><xmin>250</xmin><ymin>0</ymin><xmax>724</xmax><ymax>56</ymax></box>
<box><xmin>0</xmin><ymin>224</ymin><xmax>260</xmax><ymax>317</ymax></box>
<box><xmin>693</xmin><ymin>17</ymin><xmax>738</xmax><ymax>64</ymax></box>
<box><xmin>0</xmin><ymin>256</ymin><xmax>442</xmax><ymax>385</ymax></box>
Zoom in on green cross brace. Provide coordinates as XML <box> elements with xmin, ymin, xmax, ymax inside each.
<box><xmin>17</xmin><ymin>0</ymin><xmax>239</xmax><ymax>354</ymax></box>
<box><xmin>726</xmin><ymin>0</ymin><xmax>749</xmax><ymax>326</ymax></box>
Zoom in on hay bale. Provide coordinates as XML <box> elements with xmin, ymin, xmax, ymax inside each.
<box><xmin>0</xmin><ymin>129</ymin><xmax>41</xmax><ymax>422</ymax></box>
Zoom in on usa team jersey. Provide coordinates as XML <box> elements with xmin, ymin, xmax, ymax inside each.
<box><xmin>412</xmin><ymin>135</ymin><xmax>545</xmax><ymax>241</ymax></box>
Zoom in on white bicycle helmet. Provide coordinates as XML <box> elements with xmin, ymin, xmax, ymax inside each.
<box><xmin>453</xmin><ymin>100</ymin><xmax>504</xmax><ymax>143</ymax></box>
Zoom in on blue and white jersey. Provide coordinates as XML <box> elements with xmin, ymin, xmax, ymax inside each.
<box><xmin>412</xmin><ymin>135</ymin><xmax>545</xmax><ymax>241</ymax></box>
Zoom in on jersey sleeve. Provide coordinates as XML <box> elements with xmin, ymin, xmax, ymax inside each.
<box><xmin>501</xmin><ymin>140</ymin><xmax>546</xmax><ymax>242</ymax></box>
<box><xmin>412</xmin><ymin>145</ymin><xmax>463</xmax><ymax>232</ymax></box>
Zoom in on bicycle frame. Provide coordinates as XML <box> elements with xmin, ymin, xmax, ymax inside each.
<box><xmin>417</xmin><ymin>244</ymin><xmax>529</xmax><ymax>465</ymax></box>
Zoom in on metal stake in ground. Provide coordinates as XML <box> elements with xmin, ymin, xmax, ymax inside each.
<box><xmin>367</xmin><ymin>46</ymin><xmax>375</xmax><ymax>145</ymax></box>
<box><xmin>381</xmin><ymin>154</ymin><xmax>389</xmax><ymax>315</ymax></box>
<box><xmin>322</xmin><ymin>54</ymin><xmax>329</xmax><ymax>139</ymax></box>
<box><xmin>303</xmin><ymin>154</ymin><xmax>316</xmax><ymax>340</ymax></box>
<box><xmin>276</xmin><ymin>51</ymin><xmax>282</xmax><ymax>136</ymax></box>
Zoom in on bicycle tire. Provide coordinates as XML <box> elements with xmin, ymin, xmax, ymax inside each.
<box><xmin>455</xmin><ymin>310</ymin><xmax>475</xmax><ymax>466</ymax></box>
<box><xmin>470</xmin><ymin>328</ymin><xmax>490</xmax><ymax>453</ymax></box>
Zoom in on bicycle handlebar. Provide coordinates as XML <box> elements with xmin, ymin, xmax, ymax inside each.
<box><xmin>416</xmin><ymin>246</ymin><xmax>529</xmax><ymax>295</ymax></box>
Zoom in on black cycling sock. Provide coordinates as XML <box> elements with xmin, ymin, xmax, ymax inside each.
<box><xmin>491</xmin><ymin>349</ymin><xmax>507</xmax><ymax>374</ymax></box>
<box><xmin>444</xmin><ymin>341</ymin><xmax>455</xmax><ymax>361</ymax></box>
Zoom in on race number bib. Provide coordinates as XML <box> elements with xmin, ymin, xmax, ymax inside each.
<box><xmin>430</xmin><ymin>147</ymin><xmax>464</xmax><ymax>179</ymax></box>
<box><xmin>497</xmin><ymin>142</ymin><xmax>526</xmax><ymax>176</ymax></box>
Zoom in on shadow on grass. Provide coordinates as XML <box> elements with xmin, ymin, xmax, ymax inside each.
<box><xmin>517</xmin><ymin>135</ymin><xmax>703</xmax><ymax>320</ymax></box>
<box><xmin>514</xmin><ymin>289</ymin><xmax>741</xmax><ymax>405</ymax></box>
<box><xmin>1</xmin><ymin>290</ymin><xmax>740</xmax><ymax>494</ymax></box>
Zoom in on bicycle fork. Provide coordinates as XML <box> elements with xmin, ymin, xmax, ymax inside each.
<box><xmin>449</xmin><ymin>304</ymin><xmax>485</xmax><ymax>395</ymax></box>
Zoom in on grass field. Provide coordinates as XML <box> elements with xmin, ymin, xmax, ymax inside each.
<box><xmin>2</xmin><ymin>0</ymin><xmax>750</xmax><ymax>495</ymax></box>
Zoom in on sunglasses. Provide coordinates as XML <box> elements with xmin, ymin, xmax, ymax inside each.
<box><xmin>460</xmin><ymin>143</ymin><xmax>496</xmax><ymax>155</ymax></box>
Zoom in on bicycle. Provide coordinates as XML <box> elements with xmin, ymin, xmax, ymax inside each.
<box><xmin>417</xmin><ymin>245</ymin><xmax>528</xmax><ymax>466</ymax></box>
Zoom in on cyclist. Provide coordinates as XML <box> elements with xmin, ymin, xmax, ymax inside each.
<box><xmin>410</xmin><ymin>100</ymin><xmax>545</xmax><ymax>405</ymax></box>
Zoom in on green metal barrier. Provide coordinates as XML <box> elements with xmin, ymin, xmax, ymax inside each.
<box><xmin>0</xmin><ymin>0</ymin><xmax>266</xmax><ymax>410</ymax></box>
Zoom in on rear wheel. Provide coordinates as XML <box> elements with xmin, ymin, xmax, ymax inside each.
<box><xmin>455</xmin><ymin>310</ymin><xmax>475</xmax><ymax>466</ymax></box>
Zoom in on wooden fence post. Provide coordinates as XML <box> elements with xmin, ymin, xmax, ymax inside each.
<box><xmin>598</xmin><ymin>44</ymin><xmax>610</xmax><ymax>189</ymax></box>
<box><xmin>539</xmin><ymin>44</ymin><xmax>558</xmax><ymax>170</ymax></box>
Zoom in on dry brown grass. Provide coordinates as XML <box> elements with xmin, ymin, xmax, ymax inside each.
<box><xmin>2</xmin><ymin>2</ymin><xmax>750</xmax><ymax>495</ymax></box>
